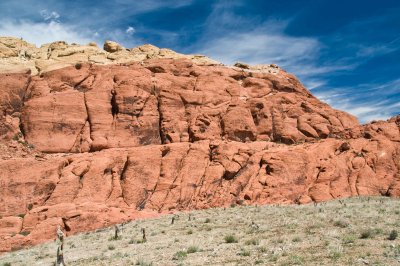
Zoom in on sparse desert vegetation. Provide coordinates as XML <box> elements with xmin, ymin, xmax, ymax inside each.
<box><xmin>1</xmin><ymin>196</ymin><xmax>400</xmax><ymax>265</ymax></box>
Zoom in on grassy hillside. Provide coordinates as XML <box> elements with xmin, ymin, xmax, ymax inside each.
<box><xmin>1</xmin><ymin>197</ymin><xmax>400</xmax><ymax>265</ymax></box>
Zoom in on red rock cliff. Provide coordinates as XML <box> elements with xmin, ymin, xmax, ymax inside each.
<box><xmin>0</xmin><ymin>37</ymin><xmax>399</xmax><ymax>252</ymax></box>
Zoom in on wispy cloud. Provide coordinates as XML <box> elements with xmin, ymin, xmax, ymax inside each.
<box><xmin>191</xmin><ymin>2</ymin><xmax>355</xmax><ymax>91</ymax></box>
<box><xmin>0</xmin><ymin>19</ymin><xmax>96</xmax><ymax>46</ymax></box>
<box><xmin>126</xmin><ymin>26</ymin><xmax>135</xmax><ymax>35</ymax></box>
<box><xmin>196</xmin><ymin>22</ymin><xmax>350</xmax><ymax>90</ymax></box>
<box><xmin>0</xmin><ymin>1</ymin><xmax>194</xmax><ymax>47</ymax></box>
<box><xmin>39</xmin><ymin>9</ymin><xmax>60</xmax><ymax>22</ymax></box>
<box><xmin>199</xmin><ymin>24</ymin><xmax>319</xmax><ymax>66</ymax></box>
<box><xmin>314</xmin><ymin>79</ymin><xmax>400</xmax><ymax>123</ymax></box>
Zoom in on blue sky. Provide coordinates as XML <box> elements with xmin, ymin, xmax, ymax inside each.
<box><xmin>0</xmin><ymin>0</ymin><xmax>399</xmax><ymax>123</ymax></box>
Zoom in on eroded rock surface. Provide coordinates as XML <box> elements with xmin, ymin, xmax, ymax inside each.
<box><xmin>0</xmin><ymin>37</ymin><xmax>220</xmax><ymax>75</ymax></box>
<box><xmin>0</xmin><ymin>37</ymin><xmax>398</xmax><ymax>252</ymax></box>
<box><xmin>12</xmin><ymin>58</ymin><xmax>358</xmax><ymax>152</ymax></box>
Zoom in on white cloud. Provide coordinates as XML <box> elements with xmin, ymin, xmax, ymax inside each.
<box><xmin>190</xmin><ymin>2</ymin><xmax>356</xmax><ymax>90</ymax></box>
<box><xmin>200</xmin><ymin>28</ymin><xmax>319</xmax><ymax>66</ymax></box>
<box><xmin>0</xmin><ymin>1</ymin><xmax>194</xmax><ymax>48</ymax></box>
<box><xmin>40</xmin><ymin>9</ymin><xmax>60</xmax><ymax>21</ymax></box>
<box><xmin>126</xmin><ymin>26</ymin><xmax>135</xmax><ymax>35</ymax></box>
<box><xmin>0</xmin><ymin>19</ymin><xmax>96</xmax><ymax>46</ymax></box>
<box><xmin>314</xmin><ymin>79</ymin><xmax>400</xmax><ymax>123</ymax></box>
<box><xmin>196</xmin><ymin>20</ymin><xmax>355</xmax><ymax>90</ymax></box>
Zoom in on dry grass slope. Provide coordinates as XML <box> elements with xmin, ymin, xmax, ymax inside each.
<box><xmin>1</xmin><ymin>197</ymin><xmax>400</xmax><ymax>266</ymax></box>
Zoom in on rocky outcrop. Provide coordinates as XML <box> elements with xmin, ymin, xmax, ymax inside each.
<box><xmin>1</xmin><ymin>127</ymin><xmax>399</xmax><ymax>251</ymax></box>
<box><xmin>0</xmin><ymin>37</ymin><xmax>398</xmax><ymax>252</ymax></box>
<box><xmin>5</xmin><ymin>58</ymin><xmax>357</xmax><ymax>152</ymax></box>
<box><xmin>0</xmin><ymin>37</ymin><xmax>220</xmax><ymax>75</ymax></box>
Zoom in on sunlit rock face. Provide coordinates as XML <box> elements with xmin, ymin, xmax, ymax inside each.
<box><xmin>0</xmin><ymin>37</ymin><xmax>399</xmax><ymax>252</ymax></box>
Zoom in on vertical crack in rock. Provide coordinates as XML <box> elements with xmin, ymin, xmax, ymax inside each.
<box><xmin>83</xmin><ymin>92</ymin><xmax>93</xmax><ymax>143</ymax></box>
<box><xmin>158</xmin><ymin>144</ymin><xmax>191</xmax><ymax>211</ymax></box>
<box><xmin>208</xmin><ymin>143</ymin><xmax>218</xmax><ymax>162</ymax></box>
<box><xmin>192</xmin><ymin>75</ymin><xmax>199</xmax><ymax>91</ymax></box>
<box><xmin>232</xmin><ymin>155</ymin><xmax>258</xmax><ymax>201</ymax></box>
<box><xmin>315</xmin><ymin>166</ymin><xmax>326</xmax><ymax>181</ymax></box>
<box><xmin>328</xmin><ymin>177</ymin><xmax>336</xmax><ymax>200</ymax></box>
<box><xmin>70</xmin><ymin>93</ymin><xmax>91</xmax><ymax>152</ymax></box>
<box><xmin>177</xmin><ymin>94</ymin><xmax>192</xmax><ymax>143</ymax></box>
<box><xmin>70</xmin><ymin>124</ymin><xmax>86</xmax><ymax>152</ymax></box>
<box><xmin>18</xmin><ymin>76</ymin><xmax>31</xmax><ymax>139</ymax></box>
<box><xmin>43</xmin><ymin>159</ymin><xmax>69</xmax><ymax>205</ymax></box>
<box><xmin>120</xmin><ymin>156</ymin><xmax>129</xmax><ymax>181</ymax></box>
<box><xmin>156</xmin><ymin>92</ymin><xmax>164</xmax><ymax>144</ymax></box>
<box><xmin>355</xmin><ymin>171</ymin><xmax>361</xmax><ymax>196</ymax></box>
<box><xmin>119</xmin><ymin>156</ymin><xmax>130</xmax><ymax>207</ymax></box>
<box><xmin>104</xmin><ymin>168</ymin><xmax>114</xmax><ymax>202</ymax></box>
<box><xmin>110</xmin><ymin>89</ymin><xmax>119</xmax><ymax>118</ymax></box>
<box><xmin>271</xmin><ymin>108</ymin><xmax>278</xmax><ymax>142</ymax></box>
<box><xmin>346</xmin><ymin>169</ymin><xmax>352</xmax><ymax>195</ymax></box>
<box><xmin>146</xmin><ymin>147</ymin><xmax>168</xmax><ymax>206</ymax></box>
<box><xmin>187</xmin><ymin>153</ymin><xmax>210</xmax><ymax>208</ymax></box>
<box><xmin>136</xmin><ymin>190</ymin><xmax>148</xmax><ymax>210</ymax></box>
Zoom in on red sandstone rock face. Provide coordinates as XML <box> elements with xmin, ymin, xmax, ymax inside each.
<box><xmin>0</xmin><ymin>72</ymin><xmax>30</xmax><ymax>141</ymax></box>
<box><xmin>0</xmin><ymin>58</ymin><xmax>399</xmax><ymax>252</ymax></box>
<box><xmin>17</xmin><ymin>58</ymin><xmax>358</xmax><ymax>152</ymax></box>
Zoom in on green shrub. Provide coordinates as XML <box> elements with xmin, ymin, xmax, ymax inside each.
<box><xmin>330</xmin><ymin>251</ymin><xmax>342</xmax><ymax>261</ymax></box>
<box><xmin>245</xmin><ymin>238</ymin><xmax>259</xmax><ymax>245</ymax></box>
<box><xmin>292</xmin><ymin>236</ymin><xmax>301</xmax><ymax>243</ymax></box>
<box><xmin>342</xmin><ymin>235</ymin><xmax>356</xmax><ymax>244</ymax></box>
<box><xmin>360</xmin><ymin>229</ymin><xmax>374</xmax><ymax>239</ymax></box>
<box><xmin>108</xmin><ymin>244</ymin><xmax>115</xmax><ymax>250</ymax></box>
<box><xmin>172</xmin><ymin>251</ymin><xmax>187</xmax><ymax>260</ymax></box>
<box><xmin>19</xmin><ymin>231</ymin><xmax>30</xmax><ymax>236</ymax></box>
<box><xmin>388</xmin><ymin>230</ymin><xmax>398</xmax><ymax>240</ymax></box>
<box><xmin>224</xmin><ymin>234</ymin><xmax>238</xmax><ymax>243</ymax></box>
<box><xmin>258</xmin><ymin>246</ymin><xmax>267</xmax><ymax>253</ymax></box>
<box><xmin>187</xmin><ymin>246</ymin><xmax>199</xmax><ymax>254</ymax></box>
<box><xmin>238</xmin><ymin>249</ymin><xmax>251</xmax><ymax>256</ymax></box>
<box><xmin>108</xmin><ymin>235</ymin><xmax>122</xmax><ymax>241</ymax></box>
<box><xmin>333</xmin><ymin>220</ymin><xmax>349</xmax><ymax>228</ymax></box>
<box><xmin>136</xmin><ymin>239</ymin><xmax>146</xmax><ymax>244</ymax></box>
<box><xmin>204</xmin><ymin>218</ymin><xmax>211</xmax><ymax>223</ymax></box>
